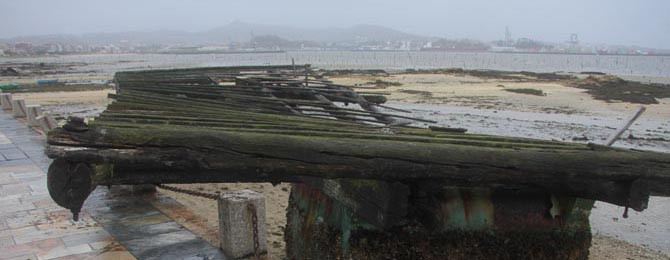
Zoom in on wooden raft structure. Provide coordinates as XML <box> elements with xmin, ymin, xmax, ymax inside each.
<box><xmin>46</xmin><ymin>65</ymin><xmax>670</xmax><ymax>260</ymax></box>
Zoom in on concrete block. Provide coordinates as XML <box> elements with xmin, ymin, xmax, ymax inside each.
<box><xmin>26</xmin><ymin>105</ymin><xmax>42</xmax><ymax>126</ymax></box>
<box><xmin>219</xmin><ymin>189</ymin><xmax>267</xmax><ymax>259</ymax></box>
<box><xmin>36</xmin><ymin>113</ymin><xmax>58</xmax><ymax>133</ymax></box>
<box><xmin>0</xmin><ymin>93</ymin><xmax>12</xmax><ymax>110</ymax></box>
<box><xmin>11</xmin><ymin>99</ymin><xmax>27</xmax><ymax>118</ymax></box>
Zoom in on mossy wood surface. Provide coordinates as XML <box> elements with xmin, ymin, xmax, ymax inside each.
<box><xmin>48</xmin><ymin>121</ymin><xmax>670</xmax><ymax>210</ymax></box>
<box><xmin>47</xmin><ymin>65</ymin><xmax>670</xmax><ymax>213</ymax></box>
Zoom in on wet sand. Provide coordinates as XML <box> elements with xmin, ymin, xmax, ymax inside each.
<box><xmin>10</xmin><ymin>71</ymin><xmax>670</xmax><ymax>260</ymax></box>
<box><xmin>11</xmin><ymin>89</ymin><xmax>114</xmax><ymax>119</ymax></box>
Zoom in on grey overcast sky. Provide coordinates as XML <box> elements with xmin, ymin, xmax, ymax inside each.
<box><xmin>1</xmin><ymin>0</ymin><xmax>669</xmax><ymax>48</ymax></box>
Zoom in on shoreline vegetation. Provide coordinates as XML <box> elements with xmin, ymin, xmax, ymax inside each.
<box><xmin>503</xmin><ymin>88</ymin><xmax>546</xmax><ymax>96</ymax></box>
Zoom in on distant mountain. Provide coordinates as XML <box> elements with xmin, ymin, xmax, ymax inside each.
<box><xmin>0</xmin><ymin>22</ymin><xmax>429</xmax><ymax>45</ymax></box>
<box><xmin>204</xmin><ymin>21</ymin><xmax>428</xmax><ymax>43</ymax></box>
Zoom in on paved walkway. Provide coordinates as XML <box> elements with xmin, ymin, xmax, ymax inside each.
<box><xmin>0</xmin><ymin>112</ymin><xmax>226</xmax><ymax>260</ymax></box>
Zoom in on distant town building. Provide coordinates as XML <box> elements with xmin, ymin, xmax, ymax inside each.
<box><xmin>504</xmin><ymin>26</ymin><xmax>513</xmax><ymax>47</ymax></box>
<box><xmin>569</xmin><ymin>34</ymin><xmax>579</xmax><ymax>45</ymax></box>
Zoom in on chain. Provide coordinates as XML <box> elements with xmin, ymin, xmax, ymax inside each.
<box><xmin>248</xmin><ymin>204</ymin><xmax>260</xmax><ymax>259</ymax></box>
<box><xmin>155</xmin><ymin>184</ymin><xmax>218</xmax><ymax>200</ymax></box>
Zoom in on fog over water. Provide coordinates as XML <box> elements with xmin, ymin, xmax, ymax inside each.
<box><xmin>1</xmin><ymin>0</ymin><xmax>669</xmax><ymax>49</ymax></box>
<box><xmin>3</xmin><ymin>52</ymin><xmax>669</xmax><ymax>83</ymax></box>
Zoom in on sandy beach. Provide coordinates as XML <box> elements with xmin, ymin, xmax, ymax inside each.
<box><xmin>4</xmin><ymin>68</ymin><xmax>669</xmax><ymax>260</ymax></box>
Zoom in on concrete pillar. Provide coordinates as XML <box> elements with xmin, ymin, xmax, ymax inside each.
<box><xmin>26</xmin><ymin>105</ymin><xmax>42</xmax><ymax>126</ymax></box>
<box><xmin>219</xmin><ymin>190</ymin><xmax>267</xmax><ymax>259</ymax></box>
<box><xmin>0</xmin><ymin>93</ymin><xmax>12</xmax><ymax>110</ymax></box>
<box><xmin>12</xmin><ymin>99</ymin><xmax>27</xmax><ymax>118</ymax></box>
<box><xmin>36</xmin><ymin>113</ymin><xmax>58</xmax><ymax>133</ymax></box>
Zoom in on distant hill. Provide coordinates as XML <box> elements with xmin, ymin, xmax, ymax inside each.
<box><xmin>204</xmin><ymin>21</ymin><xmax>428</xmax><ymax>43</ymax></box>
<box><xmin>0</xmin><ymin>22</ymin><xmax>429</xmax><ymax>45</ymax></box>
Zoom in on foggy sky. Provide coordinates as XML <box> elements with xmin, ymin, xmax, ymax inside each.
<box><xmin>1</xmin><ymin>0</ymin><xmax>669</xmax><ymax>49</ymax></box>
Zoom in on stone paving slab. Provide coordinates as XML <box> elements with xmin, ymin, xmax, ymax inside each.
<box><xmin>104</xmin><ymin>221</ymin><xmax>185</xmax><ymax>242</ymax></box>
<box><xmin>89</xmin><ymin>186</ymin><xmax>228</xmax><ymax>260</ymax></box>
<box><xmin>0</xmin><ymin>112</ymin><xmax>227</xmax><ymax>260</ymax></box>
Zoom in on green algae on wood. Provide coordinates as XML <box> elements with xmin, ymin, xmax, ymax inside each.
<box><xmin>286</xmin><ymin>182</ymin><xmax>594</xmax><ymax>260</ymax></box>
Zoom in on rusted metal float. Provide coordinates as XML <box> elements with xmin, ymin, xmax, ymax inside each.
<box><xmin>45</xmin><ymin>65</ymin><xmax>670</xmax><ymax>259</ymax></box>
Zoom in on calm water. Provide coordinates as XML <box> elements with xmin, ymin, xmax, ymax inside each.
<box><xmin>2</xmin><ymin>51</ymin><xmax>670</xmax><ymax>81</ymax></box>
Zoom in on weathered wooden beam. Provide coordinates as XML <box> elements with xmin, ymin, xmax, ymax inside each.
<box><xmin>606</xmin><ymin>106</ymin><xmax>646</xmax><ymax>146</ymax></box>
<box><xmin>45</xmin><ymin>124</ymin><xmax>670</xmax><ymax>210</ymax></box>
